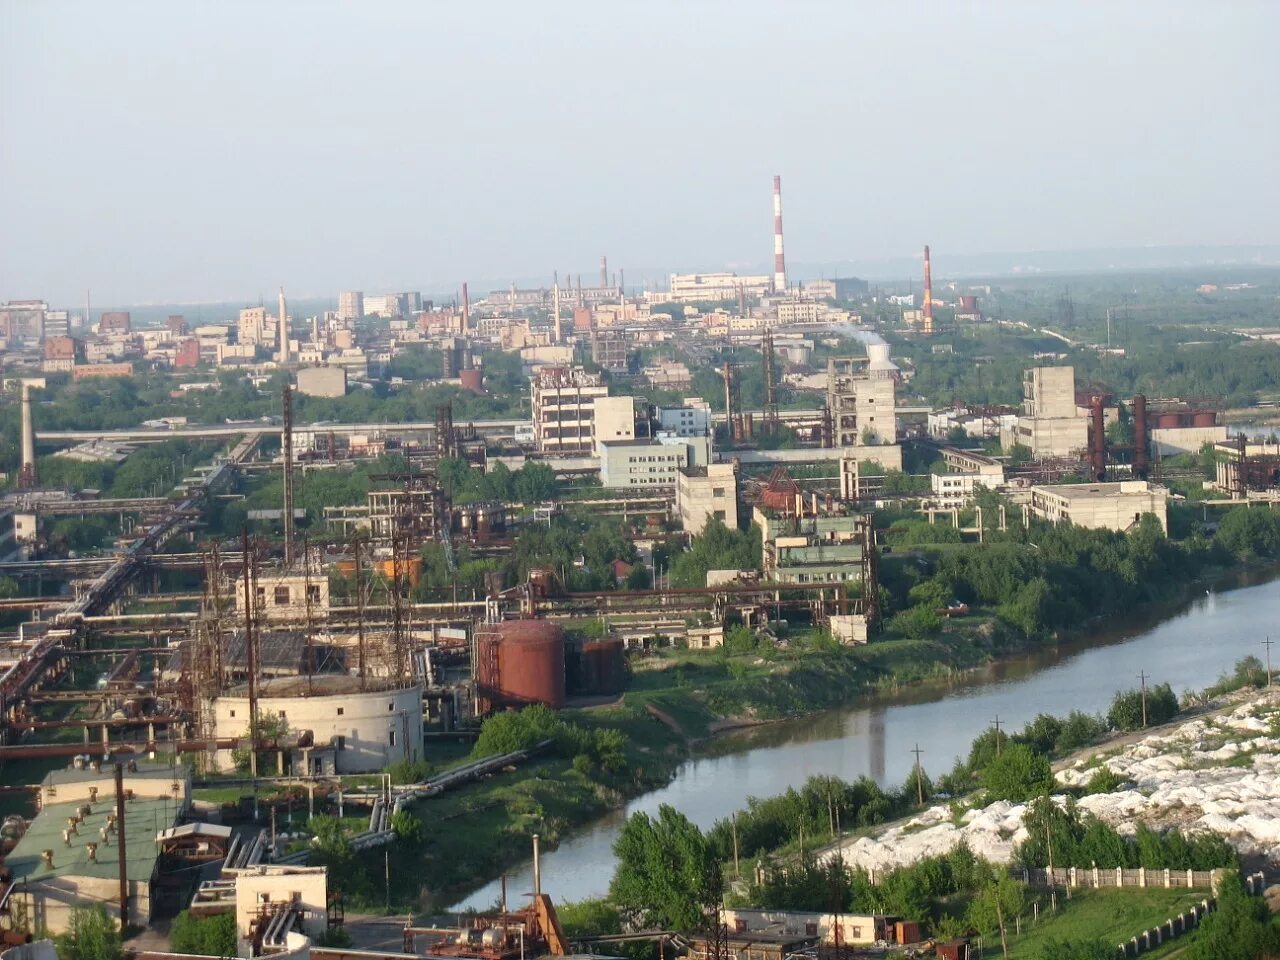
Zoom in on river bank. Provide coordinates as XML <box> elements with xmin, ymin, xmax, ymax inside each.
<box><xmin>442</xmin><ymin>559</ymin><xmax>1280</xmax><ymax>909</ymax></box>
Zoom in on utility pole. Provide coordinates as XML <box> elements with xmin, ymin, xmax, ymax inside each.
<box><xmin>1137</xmin><ymin>670</ymin><xmax>1149</xmax><ymax>728</ymax></box>
<box><xmin>114</xmin><ymin>762</ymin><xmax>129</xmax><ymax>927</ymax></box>
<box><xmin>911</xmin><ymin>744</ymin><xmax>925</xmax><ymax>805</ymax></box>
<box><xmin>1263</xmin><ymin>636</ymin><xmax>1274</xmax><ymax>688</ymax></box>
<box><xmin>992</xmin><ymin>714</ymin><xmax>1003</xmax><ymax>757</ymax></box>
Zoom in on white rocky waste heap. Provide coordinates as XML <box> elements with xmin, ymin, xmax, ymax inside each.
<box><xmin>823</xmin><ymin>691</ymin><xmax>1280</xmax><ymax>876</ymax></box>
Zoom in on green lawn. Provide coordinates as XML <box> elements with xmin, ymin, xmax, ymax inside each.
<box><xmin>1004</xmin><ymin>888</ymin><xmax>1206</xmax><ymax>959</ymax></box>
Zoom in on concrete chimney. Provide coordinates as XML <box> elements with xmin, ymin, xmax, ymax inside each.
<box><xmin>600</xmin><ymin>256</ymin><xmax>608</xmax><ymax>290</ymax></box>
<box><xmin>922</xmin><ymin>245</ymin><xmax>934</xmax><ymax>336</ymax></box>
<box><xmin>461</xmin><ymin>282</ymin><xmax>470</xmax><ymax>335</ymax></box>
<box><xmin>278</xmin><ymin>287</ymin><xmax>289</xmax><ymax>364</ymax></box>
<box><xmin>772</xmin><ymin>175</ymin><xmax>787</xmax><ymax>295</ymax></box>
<box><xmin>19</xmin><ymin>382</ymin><xmax>37</xmax><ymax>489</ymax></box>
<box><xmin>552</xmin><ymin>275</ymin><xmax>561</xmax><ymax>345</ymax></box>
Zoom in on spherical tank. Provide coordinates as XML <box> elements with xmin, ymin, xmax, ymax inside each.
<box><xmin>459</xmin><ymin>369</ymin><xmax>484</xmax><ymax>393</ymax></box>
<box><xmin>495</xmin><ymin>620</ymin><xmax>565</xmax><ymax>709</ymax></box>
<box><xmin>579</xmin><ymin>639</ymin><xmax>626</xmax><ymax>695</ymax></box>
<box><xmin>1192</xmin><ymin>411</ymin><xmax>1217</xmax><ymax>428</ymax></box>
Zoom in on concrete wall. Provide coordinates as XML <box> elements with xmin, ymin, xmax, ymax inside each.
<box><xmin>13</xmin><ymin>875</ymin><xmax>150</xmax><ymax>936</ymax></box>
<box><xmin>677</xmin><ymin>464</ymin><xmax>738</xmax><ymax>534</ymax></box>
<box><xmin>295</xmin><ymin>366</ymin><xmax>347</xmax><ymax>398</ymax></box>
<box><xmin>591</xmin><ymin>396</ymin><xmax>636</xmax><ymax>452</ymax></box>
<box><xmin>723</xmin><ymin>908</ymin><xmax>881</xmax><ymax>946</ymax></box>
<box><xmin>213</xmin><ymin>684</ymin><xmax>423</xmax><ymax>774</ymax></box>
<box><xmin>233</xmin><ymin>866</ymin><xmax>328</xmax><ymax>941</ymax></box>
<box><xmin>1150</xmin><ymin>425</ymin><xmax>1227</xmax><ymax>456</ymax></box>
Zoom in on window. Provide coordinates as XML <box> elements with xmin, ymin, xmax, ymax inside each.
<box><xmin>388</xmin><ymin>729</ymin><xmax>396</xmax><ymax>747</ymax></box>
<box><xmin>274</xmin><ymin>585</ymin><xmax>291</xmax><ymax>605</ymax></box>
<box><xmin>229</xmin><ymin>709</ymin><xmax>236</xmax><ymax>718</ymax></box>
<box><xmin>805</xmin><ymin>924</ymin><xmax>818</xmax><ymax>937</ymax></box>
<box><xmin>278</xmin><ymin>711</ymin><xmax>286</xmax><ymax>720</ymax></box>
<box><xmin>306</xmin><ymin>585</ymin><xmax>321</xmax><ymax>604</ymax></box>
<box><xmin>388</xmin><ymin>702</ymin><xmax>395</xmax><ymax>712</ymax></box>
<box><xmin>712</xmin><ymin>488</ymin><xmax>725</xmax><ymax>497</ymax></box>
<box><xmin>336</xmin><ymin>707</ymin><xmax>344</xmax><ymax>716</ymax></box>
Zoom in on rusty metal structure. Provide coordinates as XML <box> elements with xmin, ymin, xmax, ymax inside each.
<box><xmin>474</xmin><ymin>620</ymin><xmax>566</xmax><ymax>713</ymax></box>
<box><xmin>762</xmin><ymin>330</ymin><xmax>779</xmax><ymax>431</ymax></box>
<box><xmin>1132</xmin><ymin>394</ymin><xmax>1150</xmax><ymax>480</ymax></box>
<box><xmin>282</xmin><ymin>384</ymin><xmax>296</xmax><ymax>567</ymax></box>
<box><xmin>1089</xmin><ymin>394</ymin><xmax>1108</xmax><ymax>481</ymax></box>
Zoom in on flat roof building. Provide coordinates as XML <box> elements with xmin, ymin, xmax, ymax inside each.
<box><xmin>1027</xmin><ymin>480</ymin><xmax>1168</xmax><ymax>533</ymax></box>
<box><xmin>676</xmin><ymin>463</ymin><xmax>738</xmax><ymax>534</ymax></box>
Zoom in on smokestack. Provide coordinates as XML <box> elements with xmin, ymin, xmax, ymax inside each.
<box><xmin>510</xmin><ymin>281</ymin><xmax>517</xmax><ymax>316</ymax></box>
<box><xmin>278</xmin><ymin>287</ymin><xmax>289</xmax><ymax>364</ymax></box>
<box><xmin>461</xmin><ymin>282</ymin><xmax>470</xmax><ymax>335</ymax></box>
<box><xmin>1090</xmin><ymin>395</ymin><xmax>1107</xmax><ymax>482</ymax></box>
<box><xmin>600</xmin><ymin>256</ymin><xmax>608</xmax><ymax>290</ymax></box>
<box><xmin>619</xmin><ymin>267</ymin><xmax>625</xmax><ymax>301</ymax></box>
<box><xmin>552</xmin><ymin>275</ymin><xmax>561</xmax><ymax>344</ymax></box>
<box><xmin>922</xmin><ymin>246</ymin><xmax>934</xmax><ymax>336</ymax></box>
<box><xmin>532</xmin><ymin>833</ymin><xmax>542</xmax><ymax>898</ymax></box>
<box><xmin>311</xmin><ymin>314</ymin><xmax>319</xmax><ymax>344</ymax></box>
<box><xmin>19</xmin><ymin>382</ymin><xmax>37</xmax><ymax>489</ymax></box>
<box><xmin>772</xmin><ymin>175</ymin><xmax>787</xmax><ymax>294</ymax></box>
<box><xmin>1133</xmin><ymin>394</ymin><xmax>1150</xmax><ymax>480</ymax></box>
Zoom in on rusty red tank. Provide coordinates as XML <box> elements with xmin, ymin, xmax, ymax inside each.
<box><xmin>475</xmin><ymin>620</ymin><xmax>565</xmax><ymax>712</ymax></box>
<box><xmin>459</xmin><ymin>369</ymin><xmax>484</xmax><ymax>393</ymax></box>
<box><xmin>575</xmin><ymin>639</ymin><xmax>626</xmax><ymax>695</ymax></box>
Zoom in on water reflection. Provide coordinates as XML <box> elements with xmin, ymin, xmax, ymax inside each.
<box><xmin>452</xmin><ymin>566</ymin><xmax>1279</xmax><ymax>908</ymax></box>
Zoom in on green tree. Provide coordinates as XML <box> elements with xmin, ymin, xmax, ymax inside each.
<box><xmin>1184</xmin><ymin>871</ymin><xmax>1280</xmax><ymax>960</ymax></box>
<box><xmin>556</xmin><ymin>899</ymin><xmax>623</xmax><ymax>938</ymax></box>
<box><xmin>966</xmin><ymin>873</ymin><xmax>1025</xmax><ymax>949</ymax></box>
<box><xmin>170</xmin><ymin>910</ymin><xmax>237</xmax><ymax>957</ymax></box>
<box><xmin>981</xmin><ymin>743</ymin><xmax>1054</xmax><ymax>802</ymax></box>
<box><xmin>610</xmin><ymin>805</ymin><xmax>720</xmax><ymax>930</ymax></box>
<box><xmin>55</xmin><ymin>904</ymin><xmax>122</xmax><ymax>960</ymax></box>
<box><xmin>668</xmin><ymin>520</ymin><xmax>760</xmax><ymax>588</ymax></box>
<box><xmin>1035</xmin><ymin>940</ymin><xmax>1114</xmax><ymax>960</ymax></box>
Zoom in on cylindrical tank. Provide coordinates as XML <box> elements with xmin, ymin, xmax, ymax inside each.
<box><xmin>1192</xmin><ymin>411</ymin><xmax>1217</xmax><ymax>427</ymax></box>
<box><xmin>459</xmin><ymin>369</ymin><xmax>484</xmax><ymax>393</ymax></box>
<box><xmin>476</xmin><ymin>621</ymin><xmax>565</xmax><ymax>711</ymax></box>
<box><xmin>1156</xmin><ymin>413</ymin><xmax>1182</xmax><ymax>429</ymax></box>
<box><xmin>378</xmin><ymin>555</ymin><xmax>423</xmax><ymax>587</ymax></box>
<box><xmin>959</xmin><ymin>295</ymin><xmax>979</xmax><ymax>312</ymax></box>
<box><xmin>577</xmin><ymin>640</ymin><xmax>626</xmax><ymax>695</ymax></box>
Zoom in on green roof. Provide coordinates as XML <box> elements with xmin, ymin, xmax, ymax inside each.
<box><xmin>7</xmin><ymin>796</ymin><xmax>180</xmax><ymax>883</ymax></box>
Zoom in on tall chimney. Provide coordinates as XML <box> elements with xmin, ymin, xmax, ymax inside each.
<box><xmin>278</xmin><ymin>287</ymin><xmax>289</xmax><ymax>364</ymax></box>
<box><xmin>1133</xmin><ymin>394</ymin><xmax>1150</xmax><ymax>480</ymax></box>
<box><xmin>1090</xmin><ymin>395</ymin><xmax>1107</xmax><ymax>482</ymax></box>
<box><xmin>18</xmin><ymin>382</ymin><xmax>37</xmax><ymax>489</ymax></box>
<box><xmin>552</xmin><ymin>275</ymin><xmax>561</xmax><ymax>345</ymax></box>
<box><xmin>461</xmin><ymin>282</ymin><xmax>470</xmax><ymax>335</ymax></box>
<box><xmin>532</xmin><ymin>833</ymin><xmax>542</xmax><ymax>898</ymax></box>
<box><xmin>619</xmin><ymin>267</ymin><xmax>625</xmax><ymax>301</ymax></box>
<box><xmin>922</xmin><ymin>245</ymin><xmax>934</xmax><ymax>336</ymax></box>
<box><xmin>600</xmin><ymin>256</ymin><xmax>608</xmax><ymax>290</ymax></box>
<box><xmin>772</xmin><ymin>175</ymin><xmax>787</xmax><ymax>295</ymax></box>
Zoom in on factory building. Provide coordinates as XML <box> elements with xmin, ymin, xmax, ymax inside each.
<box><xmin>232</xmin><ymin>571</ymin><xmax>330</xmax><ymax>623</ymax></box>
<box><xmin>1000</xmin><ymin>366</ymin><xmax>1089</xmax><ymax>459</ymax></box>
<box><xmin>531</xmin><ymin>366</ymin><xmax>638</xmax><ymax>455</ymax></box>
<box><xmin>1211</xmin><ymin>437</ymin><xmax>1280</xmax><ymax>498</ymax></box>
<box><xmin>826</xmin><ymin>345</ymin><xmax>900</xmax><ymax>447</ymax></box>
<box><xmin>667</xmin><ymin>272</ymin><xmax>772</xmax><ymax>302</ymax></box>
<box><xmin>1026</xmin><ymin>480</ymin><xmax>1169</xmax><ymax>533</ymax></box>
<box><xmin>337</xmin><ymin>290</ymin><xmax>364</xmax><ymax>321</ymax></box>
<box><xmin>598</xmin><ymin>434</ymin><xmax>710</xmax><ymax>488</ymax></box>
<box><xmin>657</xmin><ymin>398</ymin><xmax>712</xmax><ymax>437</ymax></box>
<box><xmin>4</xmin><ymin>765</ymin><xmax>192</xmax><ymax>934</ymax></box>
<box><xmin>212</xmin><ymin>676</ymin><xmax>423</xmax><ymax>775</ymax></box>
<box><xmin>295</xmin><ymin>365</ymin><xmax>347</xmax><ymax>398</ymax></box>
<box><xmin>755</xmin><ymin>499</ymin><xmax>873</xmax><ymax>586</ymax></box>
<box><xmin>676</xmin><ymin>463</ymin><xmax>738</xmax><ymax>534</ymax></box>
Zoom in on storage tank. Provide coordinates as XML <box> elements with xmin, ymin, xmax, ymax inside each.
<box><xmin>1156</xmin><ymin>413</ymin><xmax>1183</xmax><ymax>429</ymax></box>
<box><xmin>574</xmin><ymin>639</ymin><xmax>626</xmax><ymax>695</ymax></box>
<box><xmin>459</xmin><ymin>369</ymin><xmax>484</xmax><ymax>393</ymax></box>
<box><xmin>958</xmin><ymin>295</ymin><xmax>979</xmax><ymax>313</ymax></box>
<box><xmin>475</xmin><ymin>621</ymin><xmax>565</xmax><ymax>711</ymax></box>
<box><xmin>1192</xmin><ymin>411</ymin><xmax>1217</xmax><ymax>427</ymax></box>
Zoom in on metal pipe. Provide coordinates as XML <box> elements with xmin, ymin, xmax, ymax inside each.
<box><xmin>532</xmin><ymin>833</ymin><xmax>541</xmax><ymax>898</ymax></box>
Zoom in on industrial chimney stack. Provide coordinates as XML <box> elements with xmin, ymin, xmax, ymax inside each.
<box><xmin>772</xmin><ymin>175</ymin><xmax>787</xmax><ymax>295</ymax></box>
<box><xmin>278</xmin><ymin>287</ymin><xmax>289</xmax><ymax>364</ymax></box>
<box><xmin>921</xmin><ymin>245</ymin><xmax>934</xmax><ymax>337</ymax></box>
<box><xmin>18</xmin><ymin>382</ymin><xmax>37</xmax><ymax>489</ymax></box>
<box><xmin>461</xmin><ymin>282</ymin><xmax>470</xmax><ymax>335</ymax></box>
<box><xmin>600</xmin><ymin>256</ymin><xmax>608</xmax><ymax>290</ymax></box>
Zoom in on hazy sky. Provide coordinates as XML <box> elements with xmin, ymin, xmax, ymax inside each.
<box><xmin>2</xmin><ymin>1</ymin><xmax>1277</xmax><ymax>305</ymax></box>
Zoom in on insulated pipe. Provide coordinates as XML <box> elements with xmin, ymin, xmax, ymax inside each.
<box><xmin>532</xmin><ymin>833</ymin><xmax>541</xmax><ymax>898</ymax></box>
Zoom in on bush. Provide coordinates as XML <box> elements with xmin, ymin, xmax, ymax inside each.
<box><xmin>1108</xmin><ymin>682</ymin><xmax>1179</xmax><ymax>731</ymax></box>
<box><xmin>1083</xmin><ymin>766</ymin><xmax>1124</xmax><ymax>795</ymax></box>
<box><xmin>56</xmin><ymin>905</ymin><xmax>122</xmax><ymax>960</ymax></box>
<box><xmin>890</xmin><ymin>604</ymin><xmax>943</xmax><ymax>640</ymax></box>
<box><xmin>980</xmin><ymin>743</ymin><xmax>1053</xmax><ymax>802</ymax></box>
<box><xmin>171</xmin><ymin>911</ymin><xmax>237</xmax><ymax>957</ymax></box>
<box><xmin>316</xmin><ymin>927</ymin><xmax>353</xmax><ymax>948</ymax></box>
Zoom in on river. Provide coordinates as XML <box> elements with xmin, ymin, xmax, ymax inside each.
<box><xmin>453</xmin><ymin>567</ymin><xmax>1280</xmax><ymax>909</ymax></box>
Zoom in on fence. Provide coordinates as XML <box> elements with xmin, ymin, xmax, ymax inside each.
<box><xmin>1019</xmin><ymin>866</ymin><xmax>1225</xmax><ymax>891</ymax></box>
<box><xmin>1114</xmin><ymin>871</ymin><xmax>1266</xmax><ymax>958</ymax></box>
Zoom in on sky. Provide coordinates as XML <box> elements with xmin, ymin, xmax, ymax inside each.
<box><xmin>2</xmin><ymin>0</ymin><xmax>1277</xmax><ymax>305</ymax></box>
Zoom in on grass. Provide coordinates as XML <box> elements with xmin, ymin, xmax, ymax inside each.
<box><xmin>1003</xmin><ymin>888</ymin><xmax>1206</xmax><ymax>959</ymax></box>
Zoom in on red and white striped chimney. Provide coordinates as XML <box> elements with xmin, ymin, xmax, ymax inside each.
<box><xmin>772</xmin><ymin>175</ymin><xmax>787</xmax><ymax>295</ymax></box>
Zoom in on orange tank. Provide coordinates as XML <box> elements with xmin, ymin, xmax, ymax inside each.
<box><xmin>475</xmin><ymin>620</ymin><xmax>565</xmax><ymax>711</ymax></box>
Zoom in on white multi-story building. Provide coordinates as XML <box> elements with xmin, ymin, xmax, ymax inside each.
<box><xmin>667</xmin><ymin>272</ymin><xmax>772</xmax><ymax>302</ymax></box>
<box><xmin>657</xmin><ymin>398</ymin><xmax>712</xmax><ymax>437</ymax></box>
<box><xmin>826</xmin><ymin>344</ymin><xmax>900</xmax><ymax>447</ymax></box>
<box><xmin>531</xmin><ymin>366</ymin><xmax>610</xmax><ymax>455</ymax></box>
<box><xmin>338</xmin><ymin>290</ymin><xmax>364</xmax><ymax>321</ymax></box>
<box><xmin>1026</xmin><ymin>480</ymin><xmax>1168</xmax><ymax>533</ymax></box>
<box><xmin>676</xmin><ymin>463</ymin><xmax>738</xmax><ymax>533</ymax></box>
<box><xmin>1001</xmin><ymin>366</ymin><xmax>1089</xmax><ymax>458</ymax></box>
<box><xmin>599</xmin><ymin>434</ymin><xmax>710</xmax><ymax>488</ymax></box>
